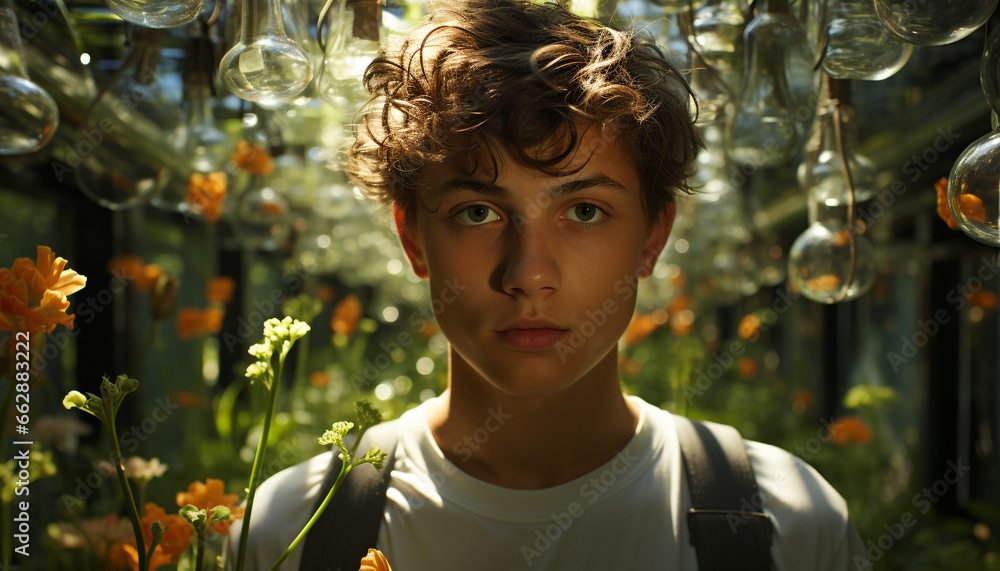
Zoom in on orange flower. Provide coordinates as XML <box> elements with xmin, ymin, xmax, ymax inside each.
<box><xmin>792</xmin><ymin>389</ymin><xmax>814</xmax><ymax>415</ymax></box>
<box><xmin>0</xmin><ymin>246</ymin><xmax>86</xmax><ymax>334</ymax></box>
<box><xmin>935</xmin><ymin>177</ymin><xmax>957</xmax><ymax>229</ymax></box>
<box><xmin>315</xmin><ymin>284</ymin><xmax>337</xmax><ymax>303</ymax></box>
<box><xmin>359</xmin><ymin>548</ymin><xmax>393</xmax><ymax>571</ymax></box>
<box><xmin>175</xmin><ymin>478</ymin><xmax>245</xmax><ymax>535</ymax></box>
<box><xmin>233</xmin><ymin>140</ymin><xmax>274</xmax><ymax>176</ymax></box>
<box><xmin>737</xmin><ymin>314</ymin><xmax>761</xmax><ymax>340</ymax></box>
<box><xmin>259</xmin><ymin>200</ymin><xmax>286</xmax><ymax>216</ymax></box>
<box><xmin>121</xmin><ymin>544</ymin><xmax>174</xmax><ymax>571</ymax></box>
<box><xmin>805</xmin><ymin>274</ymin><xmax>840</xmax><ymax>292</ymax></box>
<box><xmin>310</xmin><ymin>371</ymin><xmax>331</xmax><ymax>387</ymax></box>
<box><xmin>828</xmin><ymin>416</ymin><xmax>872</xmax><ymax>446</ymax></box>
<box><xmin>175</xmin><ymin>390</ymin><xmax>204</xmax><ymax>409</ymax></box>
<box><xmin>331</xmin><ymin>295</ymin><xmax>363</xmax><ymax>336</ymax></box>
<box><xmin>107</xmin><ymin>255</ymin><xmax>144</xmax><ymax>284</ymax></box>
<box><xmin>186</xmin><ymin>171</ymin><xmax>228</xmax><ymax>223</ymax></box>
<box><xmin>205</xmin><ymin>276</ymin><xmax>236</xmax><ymax>304</ymax></box>
<box><xmin>175</xmin><ymin>307</ymin><xmax>224</xmax><ymax>341</ymax></box>
<box><xmin>970</xmin><ymin>290</ymin><xmax>998</xmax><ymax>310</ymax></box>
<box><xmin>623</xmin><ymin>313</ymin><xmax>661</xmax><ymax>346</ymax></box>
<box><xmin>737</xmin><ymin>356</ymin><xmax>758</xmax><ymax>379</ymax></box>
<box><xmin>667</xmin><ymin>295</ymin><xmax>690</xmax><ymax>314</ymax></box>
<box><xmin>139</xmin><ymin>502</ymin><xmax>193</xmax><ymax>563</ymax></box>
<box><xmin>137</xmin><ymin>264</ymin><xmax>165</xmax><ymax>293</ymax></box>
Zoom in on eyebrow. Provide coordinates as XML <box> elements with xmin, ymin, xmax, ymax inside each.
<box><xmin>434</xmin><ymin>174</ymin><xmax>631</xmax><ymax>200</ymax></box>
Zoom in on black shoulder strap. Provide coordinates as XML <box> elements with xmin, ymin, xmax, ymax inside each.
<box><xmin>674</xmin><ymin>416</ymin><xmax>773</xmax><ymax>571</ymax></box>
<box><xmin>300</xmin><ymin>420</ymin><xmax>400</xmax><ymax>571</ymax></box>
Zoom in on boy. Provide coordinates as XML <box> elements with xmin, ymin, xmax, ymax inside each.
<box><xmin>228</xmin><ymin>0</ymin><xmax>866</xmax><ymax>568</ymax></box>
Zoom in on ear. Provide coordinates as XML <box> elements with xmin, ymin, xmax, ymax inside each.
<box><xmin>393</xmin><ymin>203</ymin><xmax>429</xmax><ymax>279</ymax></box>
<box><xmin>637</xmin><ymin>202</ymin><xmax>675</xmax><ymax>279</ymax></box>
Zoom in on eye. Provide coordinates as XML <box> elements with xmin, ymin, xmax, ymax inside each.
<box><xmin>565</xmin><ymin>203</ymin><xmax>606</xmax><ymax>223</ymax></box>
<box><xmin>455</xmin><ymin>204</ymin><xmax>500</xmax><ymax>225</ymax></box>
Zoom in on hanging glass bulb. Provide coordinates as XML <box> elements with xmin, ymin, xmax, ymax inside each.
<box><xmin>808</xmin><ymin>0</ymin><xmax>912</xmax><ymax>80</ymax></box>
<box><xmin>0</xmin><ymin>2</ymin><xmax>58</xmax><ymax>155</ymax></box>
<box><xmin>153</xmin><ymin>35</ymin><xmax>233</xmax><ymax>216</ymax></box>
<box><xmin>318</xmin><ymin>0</ymin><xmax>384</xmax><ymax>117</ymax></box>
<box><xmin>726</xmin><ymin>0</ymin><xmax>802</xmax><ymax>168</ymax></box>
<box><xmin>684</xmin><ymin>0</ymin><xmax>745</xmax><ymax>73</ymax></box>
<box><xmin>219</xmin><ymin>0</ymin><xmax>312</xmax><ymax>104</ymax></box>
<box><xmin>946</xmin><ymin>24</ymin><xmax>1000</xmax><ymax>247</ymax></box>
<box><xmin>796</xmin><ymin>75</ymin><xmax>877</xmax><ymax>202</ymax></box>
<box><xmin>873</xmin><ymin>0</ymin><xmax>996</xmax><ymax>46</ymax></box>
<box><xmin>104</xmin><ymin>0</ymin><xmax>204</xmax><ymax>28</ymax></box>
<box><xmin>232</xmin><ymin>158</ymin><xmax>292</xmax><ymax>250</ymax></box>
<box><xmin>788</xmin><ymin>76</ymin><xmax>875</xmax><ymax>304</ymax></box>
<box><xmin>75</xmin><ymin>28</ymin><xmax>184</xmax><ymax>210</ymax></box>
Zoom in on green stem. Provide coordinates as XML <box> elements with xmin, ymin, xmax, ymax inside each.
<box><xmin>195</xmin><ymin>531</ymin><xmax>206</xmax><ymax>571</ymax></box>
<box><xmin>293</xmin><ymin>333</ymin><xmax>309</xmax><ymax>395</ymax></box>
<box><xmin>235</xmin><ymin>352</ymin><xmax>287</xmax><ymax>571</ymax></box>
<box><xmin>268</xmin><ymin>460</ymin><xmax>353</xmax><ymax>571</ymax></box>
<box><xmin>107</xmin><ymin>413</ymin><xmax>147</xmax><ymax>571</ymax></box>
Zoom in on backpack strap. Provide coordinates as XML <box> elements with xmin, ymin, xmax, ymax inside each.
<box><xmin>674</xmin><ymin>416</ymin><xmax>773</xmax><ymax>571</ymax></box>
<box><xmin>300</xmin><ymin>420</ymin><xmax>400</xmax><ymax>571</ymax></box>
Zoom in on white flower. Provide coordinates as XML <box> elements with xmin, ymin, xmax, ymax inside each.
<box><xmin>123</xmin><ymin>456</ymin><xmax>168</xmax><ymax>480</ymax></box>
<box><xmin>248</xmin><ymin>342</ymin><xmax>273</xmax><ymax>361</ymax></box>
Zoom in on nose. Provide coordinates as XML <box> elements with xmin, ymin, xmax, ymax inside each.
<box><xmin>500</xmin><ymin>221</ymin><xmax>562</xmax><ymax>297</ymax></box>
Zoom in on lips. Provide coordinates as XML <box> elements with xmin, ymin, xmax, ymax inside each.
<box><xmin>496</xmin><ymin>318</ymin><xmax>568</xmax><ymax>351</ymax></box>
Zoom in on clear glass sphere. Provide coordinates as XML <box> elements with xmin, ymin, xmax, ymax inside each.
<box><xmin>234</xmin><ymin>184</ymin><xmax>292</xmax><ymax>250</ymax></box>
<box><xmin>104</xmin><ymin>0</ymin><xmax>205</xmax><ymax>28</ymax></box>
<box><xmin>788</xmin><ymin>222</ymin><xmax>876</xmax><ymax>303</ymax></box>
<box><xmin>797</xmin><ymin>149</ymin><xmax>878</xmax><ymax>202</ymax></box>
<box><xmin>153</xmin><ymin>126</ymin><xmax>232</xmax><ymax>212</ymax></box>
<box><xmin>0</xmin><ymin>75</ymin><xmax>59</xmax><ymax>155</ymax></box>
<box><xmin>809</xmin><ymin>0</ymin><xmax>912</xmax><ymax>80</ymax></box>
<box><xmin>689</xmin><ymin>0</ymin><xmax>745</xmax><ymax>72</ymax></box>
<box><xmin>74</xmin><ymin>52</ymin><xmax>183</xmax><ymax>210</ymax></box>
<box><xmin>873</xmin><ymin>0</ymin><xmax>996</xmax><ymax>46</ymax></box>
<box><xmin>946</xmin><ymin>127</ymin><xmax>1000</xmax><ymax>247</ymax></box>
<box><xmin>220</xmin><ymin>37</ymin><xmax>312</xmax><ymax>104</ymax></box>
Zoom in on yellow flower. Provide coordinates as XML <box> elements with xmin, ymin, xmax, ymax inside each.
<box><xmin>0</xmin><ymin>246</ymin><xmax>86</xmax><ymax>333</ymax></box>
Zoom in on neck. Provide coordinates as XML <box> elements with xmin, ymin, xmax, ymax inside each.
<box><xmin>427</xmin><ymin>347</ymin><xmax>639</xmax><ymax>489</ymax></box>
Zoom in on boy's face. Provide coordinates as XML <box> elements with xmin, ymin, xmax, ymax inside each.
<box><xmin>394</xmin><ymin>129</ymin><xmax>674</xmax><ymax>399</ymax></box>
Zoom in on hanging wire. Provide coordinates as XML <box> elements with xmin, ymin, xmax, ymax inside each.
<box><xmin>831</xmin><ymin>84</ymin><xmax>858</xmax><ymax>303</ymax></box>
<box><xmin>316</xmin><ymin>0</ymin><xmax>340</xmax><ymax>52</ymax></box>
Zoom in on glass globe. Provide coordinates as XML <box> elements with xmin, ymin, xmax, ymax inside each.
<box><xmin>0</xmin><ymin>75</ymin><xmax>58</xmax><ymax>155</ymax></box>
<box><xmin>808</xmin><ymin>0</ymin><xmax>912</xmax><ymax>80</ymax></box>
<box><xmin>234</xmin><ymin>182</ymin><xmax>292</xmax><ymax>250</ymax></box>
<box><xmin>104</xmin><ymin>0</ymin><xmax>204</xmax><ymax>28</ymax></box>
<box><xmin>788</xmin><ymin>222</ymin><xmax>876</xmax><ymax>303</ymax></box>
<box><xmin>873</xmin><ymin>0</ymin><xmax>996</xmax><ymax>46</ymax></box>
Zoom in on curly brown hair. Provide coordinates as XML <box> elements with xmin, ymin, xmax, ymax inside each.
<box><xmin>347</xmin><ymin>0</ymin><xmax>702</xmax><ymax>227</ymax></box>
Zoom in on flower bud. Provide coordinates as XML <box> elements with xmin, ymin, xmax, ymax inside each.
<box><xmin>62</xmin><ymin>391</ymin><xmax>88</xmax><ymax>410</ymax></box>
<box><xmin>150</xmin><ymin>274</ymin><xmax>179</xmax><ymax>321</ymax></box>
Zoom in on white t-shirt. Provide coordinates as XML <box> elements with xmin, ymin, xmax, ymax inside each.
<box><xmin>226</xmin><ymin>396</ymin><xmax>866</xmax><ymax>570</ymax></box>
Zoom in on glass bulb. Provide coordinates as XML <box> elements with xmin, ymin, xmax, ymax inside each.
<box><xmin>104</xmin><ymin>0</ymin><xmax>204</xmax><ymax>28</ymax></box>
<box><xmin>727</xmin><ymin>1</ymin><xmax>803</xmax><ymax>167</ymax></box>
<box><xmin>75</xmin><ymin>29</ymin><xmax>184</xmax><ymax>210</ymax></box>
<box><xmin>686</xmin><ymin>0</ymin><xmax>745</xmax><ymax>73</ymax></box>
<box><xmin>219</xmin><ymin>0</ymin><xmax>312</xmax><ymax>104</ymax></box>
<box><xmin>796</xmin><ymin>76</ymin><xmax>877</xmax><ymax>202</ymax></box>
<box><xmin>152</xmin><ymin>83</ymin><xmax>232</xmax><ymax>215</ymax></box>
<box><xmin>319</xmin><ymin>0</ymin><xmax>384</xmax><ymax>118</ymax></box>
<box><xmin>946</xmin><ymin>24</ymin><xmax>1000</xmax><ymax>247</ymax></box>
<box><xmin>808</xmin><ymin>0</ymin><xmax>912</xmax><ymax>80</ymax></box>
<box><xmin>788</xmin><ymin>221</ymin><xmax>875</xmax><ymax>303</ymax></box>
<box><xmin>233</xmin><ymin>172</ymin><xmax>292</xmax><ymax>250</ymax></box>
<box><xmin>0</xmin><ymin>4</ymin><xmax>58</xmax><ymax>155</ymax></box>
<box><xmin>874</xmin><ymin>0</ymin><xmax>996</xmax><ymax>46</ymax></box>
